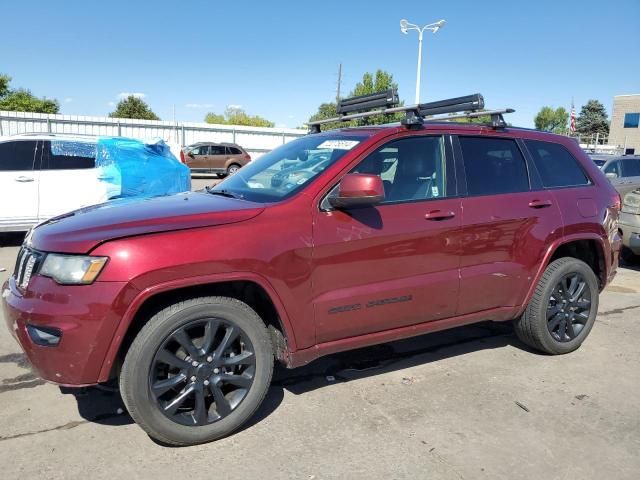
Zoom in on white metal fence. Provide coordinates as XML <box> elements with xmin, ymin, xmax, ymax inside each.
<box><xmin>0</xmin><ymin>111</ymin><xmax>306</xmax><ymax>158</ymax></box>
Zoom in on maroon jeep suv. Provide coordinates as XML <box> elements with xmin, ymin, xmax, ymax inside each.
<box><xmin>2</xmin><ymin>93</ymin><xmax>621</xmax><ymax>445</ymax></box>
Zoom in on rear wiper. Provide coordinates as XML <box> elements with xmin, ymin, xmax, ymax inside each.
<box><xmin>206</xmin><ymin>187</ymin><xmax>238</xmax><ymax>199</ymax></box>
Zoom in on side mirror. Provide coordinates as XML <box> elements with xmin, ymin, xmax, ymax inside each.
<box><xmin>605</xmin><ymin>172</ymin><xmax>618</xmax><ymax>179</ymax></box>
<box><xmin>329</xmin><ymin>173</ymin><xmax>385</xmax><ymax>209</ymax></box>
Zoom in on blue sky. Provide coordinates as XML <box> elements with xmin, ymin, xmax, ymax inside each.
<box><xmin>1</xmin><ymin>0</ymin><xmax>638</xmax><ymax>129</ymax></box>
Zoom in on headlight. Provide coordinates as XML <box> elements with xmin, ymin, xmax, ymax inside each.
<box><xmin>39</xmin><ymin>254</ymin><xmax>108</xmax><ymax>285</ymax></box>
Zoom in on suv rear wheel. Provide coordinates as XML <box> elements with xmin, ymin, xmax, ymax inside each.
<box><xmin>119</xmin><ymin>296</ymin><xmax>273</xmax><ymax>446</ymax></box>
<box><xmin>514</xmin><ymin>257</ymin><xmax>599</xmax><ymax>355</ymax></box>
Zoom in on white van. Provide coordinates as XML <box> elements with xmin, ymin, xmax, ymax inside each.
<box><xmin>0</xmin><ymin>134</ymin><xmax>115</xmax><ymax>232</ymax></box>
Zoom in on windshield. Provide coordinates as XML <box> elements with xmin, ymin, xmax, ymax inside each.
<box><xmin>211</xmin><ymin>134</ymin><xmax>367</xmax><ymax>202</ymax></box>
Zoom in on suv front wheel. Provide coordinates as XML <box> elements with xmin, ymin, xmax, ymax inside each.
<box><xmin>514</xmin><ymin>257</ymin><xmax>599</xmax><ymax>355</ymax></box>
<box><xmin>119</xmin><ymin>296</ymin><xmax>274</xmax><ymax>446</ymax></box>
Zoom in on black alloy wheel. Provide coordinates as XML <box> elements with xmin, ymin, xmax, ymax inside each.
<box><xmin>150</xmin><ymin>318</ymin><xmax>256</xmax><ymax>426</ymax></box>
<box><xmin>546</xmin><ymin>272</ymin><xmax>592</xmax><ymax>342</ymax></box>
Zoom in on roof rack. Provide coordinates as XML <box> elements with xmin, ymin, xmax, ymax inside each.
<box><xmin>307</xmin><ymin>90</ymin><xmax>514</xmax><ymax>133</ymax></box>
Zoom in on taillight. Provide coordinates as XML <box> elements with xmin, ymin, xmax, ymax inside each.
<box><xmin>612</xmin><ymin>192</ymin><xmax>621</xmax><ymax>211</ymax></box>
<box><xmin>180</xmin><ymin>150</ymin><xmax>185</xmax><ymax>163</ymax></box>
<box><xmin>244</xmin><ymin>153</ymin><xmax>251</xmax><ymax>162</ymax></box>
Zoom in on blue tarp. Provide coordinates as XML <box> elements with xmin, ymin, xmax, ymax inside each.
<box><xmin>95</xmin><ymin>137</ymin><xmax>191</xmax><ymax>199</ymax></box>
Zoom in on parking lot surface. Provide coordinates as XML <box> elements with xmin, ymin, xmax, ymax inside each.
<box><xmin>0</xmin><ymin>183</ymin><xmax>638</xmax><ymax>479</ymax></box>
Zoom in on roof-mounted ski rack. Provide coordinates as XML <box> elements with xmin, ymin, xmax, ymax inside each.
<box><xmin>337</xmin><ymin>88</ymin><xmax>399</xmax><ymax>115</ymax></box>
<box><xmin>307</xmin><ymin>90</ymin><xmax>514</xmax><ymax>133</ymax></box>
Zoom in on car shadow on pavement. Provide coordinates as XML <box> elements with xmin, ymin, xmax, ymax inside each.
<box><xmin>60</xmin><ymin>321</ymin><xmax>526</xmax><ymax>446</ymax></box>
<box><xmin>271</xmin><ymin>321</ymin><xmax>527</xmax><ymax>397</ymax></box>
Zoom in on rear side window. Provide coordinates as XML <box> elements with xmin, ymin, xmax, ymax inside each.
<box><xmin>621</xmin><ymin>159</ymin><xmax>640</xmax><ymax>177</ymax></box>
<box><xmin>0</xmin><ymin>141</ymin><xmax>38</xmax><ymax>171</ymax></box>
<box><xmin>228</xmin><ymin>147</ymin><xmax>242</xmax><ymax>155</ymax></box>
<box><xmin>41</xmin><ymin>140</ymin><xmax>96</xmax><ymax>170</ymax></box>
<box><xmin>525</xmin><ymin>140</ymin><xmax>590</xmax><ymax>188</ymax></box>
<box><xmin>459</xmin><ymin>137</ymin><xmax>529</xmax><ymax>196</ymax></box>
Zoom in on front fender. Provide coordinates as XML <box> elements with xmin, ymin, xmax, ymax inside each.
<box><xmin>96</xmin><ymin>271</ymin><xmax>297</xmax><ymax>383</ymax></box>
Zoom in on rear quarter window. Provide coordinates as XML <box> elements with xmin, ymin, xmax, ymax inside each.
<box><xmin>525</xmin><ymin>140</ymin><xmax>590</xmax><ymax>188</ymax></box>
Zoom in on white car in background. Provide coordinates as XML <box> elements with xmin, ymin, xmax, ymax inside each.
<box><xmin>0</xmin><ymin>134</ymin><xmax>115</xmax><ymax>232</ymax></box>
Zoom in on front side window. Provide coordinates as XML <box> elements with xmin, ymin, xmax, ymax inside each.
<box><xmin>0</xmin><ymin>140</ymin><xmax>38</xmax><ymax>171</ymax></box>
<box><xmin>623</xmin><ymin>113</ymin><xmax>640</xmax><ymax>128</ymax></box>
<box><xmin>190</xmin><ymin>145</ymin><xmax>209</xmax><ymax>155</ymax></box>
<box><xmin>211</xmin><ymin>134</ymin><xmax>367</xmax><ymax>203</ymax></box>
<box><xmin>622</xmin><ymin>158</ymin><xmax>640</xmax><ymax>177</ymax></box>
<box><xmin>525</xmin><ymin>140</ymin><xmax>589</xmax><ymax>188</ymax></box>
<box><xmin>348</xmin><ymin>136</ymin><xmax>448</xmax><ymax>203</ymax></box>
<box><xmin>459</xmin><ymin>137</ymin><xmax>529</xmax><ymax>196</ymax></box>
<box><xmin>603</xmin><ymin>161</ymin><xmax>621</xmax><ymax>178</ymax></box>
<box><xmin>41</xmin><ymin>140</ymin><xmax>96</xmax><ymax>170</ymax></box>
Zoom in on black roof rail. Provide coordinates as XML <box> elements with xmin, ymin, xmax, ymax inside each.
<box><xmin>307</xmin><ymin>90</ymin><xmax>514</xmax><ymax>133</ymax></box>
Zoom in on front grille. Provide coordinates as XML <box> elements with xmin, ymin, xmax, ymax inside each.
<box><xmin>13</xmin><ymin>247</ymin><xmax>44</xmax><ymax>290</ymax></box>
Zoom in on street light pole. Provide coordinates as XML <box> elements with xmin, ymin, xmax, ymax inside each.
<box><xmin>415</xmin><ymin>29</ymin><xmax>424</xmax><ymax>105</ymax></box>
<box><xmin>400</xmin><ymin>19</ymin><xmax>446</xmax><ymax>105</ymax></box>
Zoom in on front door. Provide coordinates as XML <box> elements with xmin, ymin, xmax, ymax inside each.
<box><xmin>185</xmin><ymin>145</ymin><xmax>210</xmax><ymax>170</ymax></box>
<box><xmin>311</xmin><ymin>134</ymin><xmax>462</xmax><ymax>343</ymax></box>
<box><xmin>0</xmin><ymin>140</ymin><xmax>40</xmax><ymax>230</ymax></box>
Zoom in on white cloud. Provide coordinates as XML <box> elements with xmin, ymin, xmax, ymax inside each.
<box><xmin>226</xmin><ymin>104</ymin><xmax>243</xmax><ymax>110</ymax></box>
<box><xmin>64</xmin><ymin>97</ymin><xmax>73</xmax><ymax>103</ymax></box>
<box><xmin>185</xmin><ymin>103</ymin><xmax>214</xmax><ymax>109</ymax></box>
<box><xmin>107</xmin><ymin>101</ymin><xmax>115</xmax><ymax>107</ymax></box>
<box><xmin>118</xmin><ymin>92</ymin><xmax>146</xmax><ymax>99</ymax></box>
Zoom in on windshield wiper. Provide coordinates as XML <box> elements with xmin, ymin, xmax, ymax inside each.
<box><xmin>206</xmin><ymin>187</ymin><xmax>238</xmax><ymax>199</ymax></box>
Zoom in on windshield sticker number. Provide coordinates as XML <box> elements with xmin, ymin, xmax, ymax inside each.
<box><xmin>317</xmin><ymin>140</ymin><xmax>360</xmax><ymax>150</ymax></box>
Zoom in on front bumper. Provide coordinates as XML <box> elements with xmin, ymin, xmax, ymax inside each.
<box><xmin>619</xmin><ymin>211</ymin><xmax>640</xmax><ymax>255</ymax></box>
<box><xmin>2</xmin><ymin>275</ymin><xmax>132</xmax><ymax>386</ymax></box>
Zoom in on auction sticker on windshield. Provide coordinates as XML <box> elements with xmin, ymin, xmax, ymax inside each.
<box><xmin>317</xmin><ymin>140</ymin><xmax>360</xmax><ymax>150</ymax></box>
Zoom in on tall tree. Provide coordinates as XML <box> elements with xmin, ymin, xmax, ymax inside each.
<box><xmin>308</xmin><ymin>69</ymin><xmax>402</xmax><ymax>131</ymax></box>
<box><xmin>109</xmin><ymin>95</ymin><xmax>160</xmax><ymax>120</ymax></box>
<box><xmin>204</xmin><ymin>107</ymin><xmax>274</xmax><ymax>127</ymax></box>
<box><xmin>0</xmin><ymin>73</ymin><xmax>59</xmax><ymax>114</ymax></box>
<box><xmin>576</xmin><ymin>100</ymin><xmax>609</xmax><ymax>137</ymax></box>
<box><xmin>534</xmin><ymin>106</ymin><xmax>569</xmax><ymax>134</ymax></box>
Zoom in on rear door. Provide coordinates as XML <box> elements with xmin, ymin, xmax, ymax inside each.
<box><xmin>0</xmin><ymin>140</ymin><xmax>40</xmax><ymax>230</ymax></box>
<box><xmin>209</xmin><ymin>145</ymin><xmax>227</xmax><ymax>170</ymax></box>
<box><xmin>311</xmin><ymin>134</ymin><xmax>462</xmax><ymax>343</ymax></box>
<box><xmin>455</xmin><ymin>135</ymin><xmax>563</xmax><ymax>315</ymax></box>
<box><xmin>38</xmin><ymin>140</ymin><xmax>108</xmax><ymax>220</ymax></box>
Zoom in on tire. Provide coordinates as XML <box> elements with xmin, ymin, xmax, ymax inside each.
<box><xmin>620</xmin><ymin>246</ymin><xmax>640</xmax><ymax>265</ymax></box>
<box><xmin>227</xmin><ymin>163</ymin><xmax>241</xmax><ymax>176</ymax></box>
<box><xmin>514</xmin><ymin>257</ymin><xmax>599</xmax><ymax>355</ymax></box>
<box><xmin>119</xmin><ymin>297</ymin><xmax>273</xmax><ymax>446</ymax></box>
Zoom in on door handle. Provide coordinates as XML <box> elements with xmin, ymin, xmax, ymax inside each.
<box><xmin>15</xmin><ymin>176</ymin><xmax>34</xmax><ymax>183</ymax></box>
<box><xmin>425</xmin><ymin>210</ymin><xmax>456</xmax><ymax>221</ymax></box>
<box><xmin>528</xmin><ymin>199</ymin><xmax>553</xmax><ymax>209</ymax></box>
<box><xmin>97</xmin><ymin>175</ymin><xmax>115</xmax><ymax>181</ymax></box>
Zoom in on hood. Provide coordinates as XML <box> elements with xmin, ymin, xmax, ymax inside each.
<box><xmin>29</xmin><ymin>191</ymin><xmax>265</xmax><ymax>253</ymax></box>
